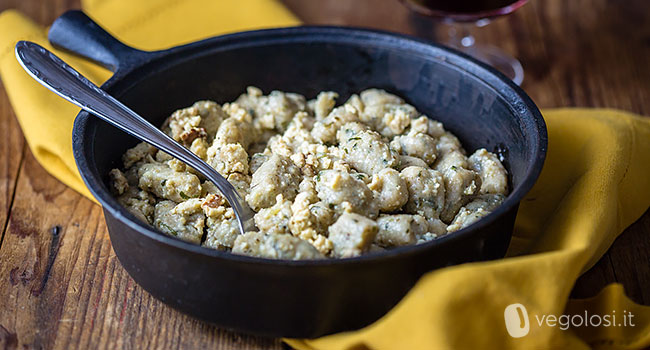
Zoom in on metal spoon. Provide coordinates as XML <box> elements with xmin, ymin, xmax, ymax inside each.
<box><xmin>15</xmin><ymin>41</ymin><xmax>257</xmax><ymax>235</ymax></box>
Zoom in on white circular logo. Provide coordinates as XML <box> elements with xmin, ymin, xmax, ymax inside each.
<box><xmin>504</xmin><ymin>303</ymin><xmax>530</xmax><ymax>338</ymax></box>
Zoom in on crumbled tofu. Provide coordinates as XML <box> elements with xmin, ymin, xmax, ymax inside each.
<box><xmin>311</xmin><ymin>105</ymin><xmax>359</xmax><ymax>144</ymax></box>
<box><xmin>206</xmin><ymin>143</ymin><xmax>249</xmax><ymax>176</ymax></box>
<box><xmin>359</xmin><ymin>89</ymin><xmax>404</xmax><ymax>125</ymax></box>
<box><xmin>112</xmin><ymin>88</ymin><xmax>508</xmax><ymax>259</ymax></box>
<box><xmin>376</xmin><ymin>104</ymin><xmax>418</xmax><ymax>137</ymax></box>
<box><xmin>254</xmin><ymin>195</ymin><xmax>293</xmax><ymax>234</ymax></box>
<box><xmin>236</xmin><ymin>89</ymin><xmax>307</xmax><ymax>133</ymax></box>
<box><xmin>123</xmin><ymin>142</ymin><xmax>156</xmax><ymax>168</ymax></box>
<box><xmin>203</xmin><ymin>204</ymin><xmax>240</xmax><ymax>249</ymax></box>
<box><xmin>166</xmin><ymin>100</ymin><xmax>226</xmax><ymax>144</ymax></box>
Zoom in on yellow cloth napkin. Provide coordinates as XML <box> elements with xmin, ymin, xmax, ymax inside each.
<box><xmin>0</xmin><ymin>0</ymin><xmax>300</xmax><ymax>199</ymax></box>
<box><xmin>288</xmin><ymin>109</ymin><xmax>650</xmax><ymax>350</ymax></box>
<box><xmin>1</xmin><ymin>2</ymin><xmax>649</xmax><ymax>349</ymax></box>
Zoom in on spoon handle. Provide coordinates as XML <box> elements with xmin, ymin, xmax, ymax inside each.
<box><xmin>15</xmin><ymin>40</ymin><xmax>256</xmax><ymax>234</ymax></box>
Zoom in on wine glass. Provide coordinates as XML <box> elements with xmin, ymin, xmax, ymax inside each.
<box><xmin>400</xmin><ymin>0</ymin><xmax>527</xmax><ymax>85</ymax></box>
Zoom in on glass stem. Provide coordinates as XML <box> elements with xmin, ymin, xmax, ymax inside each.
<box><xmin>447</xmin><ymin>23</ymin><xmax>475</xmax><ymax>52</ymax></box>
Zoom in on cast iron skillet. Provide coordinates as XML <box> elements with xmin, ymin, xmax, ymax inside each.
<box><xmin>49</xmin><ymin>10</ymin><xmax>547</xmax><ymax>338</ymax></box>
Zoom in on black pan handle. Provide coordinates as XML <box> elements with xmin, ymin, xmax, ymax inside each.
<box><xmin>48</xmin><ymin>10</ymin><xmax>150</xmax><ymax>73</ymax></box>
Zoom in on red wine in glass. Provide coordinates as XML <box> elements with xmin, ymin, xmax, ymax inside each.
<box><xmin>401</xmin><ymin>0</ymin><xmax>527</xmax><ymax>84</ymax></box>
<box><xmin>403</xmin><ymin>0</ymin><xmax>528</xmax><ymax>21</ymax></box>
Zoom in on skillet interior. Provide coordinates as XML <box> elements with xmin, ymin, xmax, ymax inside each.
<box><xmin>71</xmin><ymin>26</ymin><xmax>546</xmax><ymax>336</ymax></box>
<box><xmin>91</xmin><ymin>30</ymin><xmax>541</xmax><ymax>196</ymax></box>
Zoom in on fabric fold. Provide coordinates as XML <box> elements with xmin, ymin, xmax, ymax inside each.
<box><xmin>0</xmin><ymin>9</ymin><xmax>111</xmax><ymax>199</ymax></box>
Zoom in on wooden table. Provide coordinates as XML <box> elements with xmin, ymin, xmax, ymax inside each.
<box><xmin>0</xmin><ymin>0</ymin><xmax>648</xmax><ymax>348</ymax></box>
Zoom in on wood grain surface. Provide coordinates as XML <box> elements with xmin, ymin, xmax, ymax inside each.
<box><xmin>0</xmin><ymin>0</ymin><xmax>648</xmax><ymax>349</ymax></box>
